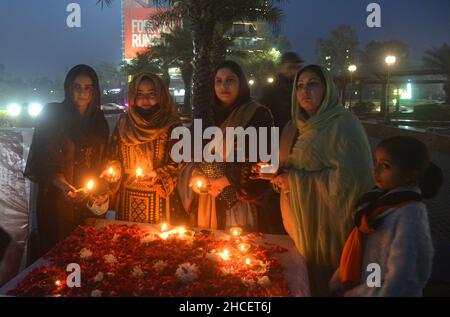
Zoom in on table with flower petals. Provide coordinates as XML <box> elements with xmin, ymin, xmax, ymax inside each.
<box><xmin>0</xmin><ymin>219</ymin><xmax>310</xmax><ymax>297</ymax></box>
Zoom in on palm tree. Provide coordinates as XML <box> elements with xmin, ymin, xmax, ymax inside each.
<box><xmin>96</xmin><ymin>0</ymin><xmax>113</xmax><ymax>9</ymax></box>
<box><xmin>121</xmin><ymin>52</ymin><xmax>161</xmax><ymax>77</ymax></box>
<box><xmin>152</xmin><ymin>26</ymin><xmax>194</xmax><ymax>113</ymax></box>
<box><xmin>97</xmin><ymin>0</ymin><xmax>285</xmax><ymax>120</ymax></box>
<box><xmin>423</xmin><ymin>43</ymin><xmax>450</xmax><ymax>104</ymax></box>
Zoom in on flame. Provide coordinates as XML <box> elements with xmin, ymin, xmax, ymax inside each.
<box><xmin>161</xmin><ymin>232</ymin><xmax>169</xmax><ymax>240</ymax></box>
<box><xmin>240</xmin><ymin>244</ymin><xmax>247</xmax><ymax>251</ymax></box>
<box><xmin>55</xmin><ymin>280</ymin><xmax>61</xmax><ymax>286</ymax></box>
<box><xmin>136</xmin><ymin>167</ymin><xmax>143</xmax><ymax>178</ymax></box>
<box><xmin>108</xmin><ymin>167</ymin><xmax>114</xmax><ymax>175</ymax></box>
<box><xmin>161</xmin><ymin>223</ymin><xmax>168</xmax><ymax>232</ymax></box>
<box><xmin>220</xmin><ymin>249</ymin><xmax>230</xmax><ymax>261</ymax></box>
<box><xmin>229</xmin><ymin>227</ymin><xmax>242</xmax><ymax>237</ymax></box>
<box><xmin>196</xmin><ymin>179</ymin><xmax>204</xmax><ymax>188</ymax></box>
<box><xmin>178</xmin><ymin>227</ymin><xmax>186</xmax><ymax>237</ymax></box>
<box><xmin>86</xmin><ymin>180</ymin><xmax>94</xmax><ymax>191</ymax></box>
<box><xmin>245</xmin><ymin>258</ymin><xmax>251</xmax><ymax>265</ymax></box>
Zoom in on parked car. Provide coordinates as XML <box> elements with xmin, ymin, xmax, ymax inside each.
<box><xmin>101</xmin><ymin>103</ymin><xmax>126</xmax><ymax>115</ymax></box>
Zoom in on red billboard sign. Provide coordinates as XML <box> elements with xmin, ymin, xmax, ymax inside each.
<box><xmin>123</xmin><ymin>7</ymin><xmax>177</xmax><ymax>60</ymax></box>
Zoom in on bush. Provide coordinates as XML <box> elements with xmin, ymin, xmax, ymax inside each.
<box><xmin>351</xmin><ymin>101</ymin><xmax>376</xmax><ymax>114</ymax></box>
<box><xmin>413</xmin><ymin>104</ymin><xmax>450</xmax><ymax>121</ymax></box>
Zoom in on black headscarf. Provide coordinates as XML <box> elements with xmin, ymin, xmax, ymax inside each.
<box><xmin>61</xmin><ymin>64</ymin><xmax>108</xmax><ymax>145</ymax></box>
<box><xmin>210</xmin><ymin>60</ymin><xmax>251</xmax><ymax>126</ymax></box>
<box><xmin>24</xmin><ymin>64</ymin><xmax>109</xmax><ymax>183</ymax></box>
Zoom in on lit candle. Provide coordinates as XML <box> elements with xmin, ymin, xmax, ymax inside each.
<box><xmin>55</xmin><ymin>280</ymin><xmax>61</xmax><ymax>287</ymax></box>
<box><xmin>245</xmin><ymin>258</ymin><xmax>252</xmax><ymax>266</ymax></box>
<box><xmin>74</xmin><ymin>179</ymin><xmax>95</xmax><ymax>193</ymax></box>
<box><xmin>108</xmin><ymin>167</ymin><xmax>114</xmax><ymax>176</ymax></box>
<box><xmin>178</xmin><ymin>227</ymin><xmax>186</xmax><ymax>238</ymax></box>
<box><xmin>192</xmin><ymin>176</ymin><xmax>209</xmax><ymax>194</ymax></box>
<box><xmin>237</xmin><ymin>243</ymin><xmax>251</xmax><ymax>253</ymax></box>
<box><xmin>86</xmin><ymin>179</ymin><xmax>94</xmax><ymax>191</ymax></box>
<box><xmin>229</xmin><ymin>227</ymin><xmax>243</xmax><ymax>238</ymax></box>
<box><xmin>136</xmin><ymin>167</ymin><xmax>143</xmax><ymax>178</ymax></box>
<box><xmin>161</xmin><ymin>223</ymin><xmax>168</xmax><ymax>232</ymax></box>
<box><xmin>258</xmin><ymin>162</ymin><xmax>277</xmax><ymax>174</ymax></box>
<box><xmin>220</xmin><ymin>249</ymin><xmax>230</xmax><ymax>261</ymax></box>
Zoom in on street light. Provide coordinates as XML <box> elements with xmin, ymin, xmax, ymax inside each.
<box><xmin>384</xmin><ymin>55</ymin><xmax>397</xmax><ymax>123</ymax></box>
<box><xmin>348</xmin><ymin>64</ymin><xmax>357</xmax><ymax>110</ymax></box>
<box><xmin>385</xmin><ymin>55</ymin><xmax>396</xmax><ymax>65</ymax></box>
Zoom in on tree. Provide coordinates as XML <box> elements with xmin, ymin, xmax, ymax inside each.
<box><xmin>95</xmin><ymin>62</ymin><xmax>126</xmax><ymax>89</ymax></box>
<box><xmin>423</xmin><ymin>43</ymin><xmax>450</xmax><ymax>104</ymax></box>
<box><xmin>152</xmin><ymin>25</ymin><xmax>194</xmax><ymax>112</ymax></box>
<box><xmin>96</xmin><ymin>0</ymin><xmax>113</xmax><ymax>8</ymax></box>
<box><xmin>97</xmin><ymin>0</ymin><xmax>285</xmax><ymax>121</ymax></box>
<box><xmin>316</xmin><ymin>25</ymin><xmax>359</xmax><ymax>76</ymax></box>
<box><xmin>121</xmin><ymin>52</ymin><xmax>161</xmax><ymax>77</ymax></box>
<box><xmin>274</xmin><ymin>35</ymin><xmax>292</xmax><ymax>53</ymax></box>
<box><xmin>231</xmin><ymin>28</ymin><xmax>288</xmax><ymax>95</ymax></box>
<box><xmin>360</xmin><ymin>40</ymin><xmax>411</xmax><ymax>76</ymax></box>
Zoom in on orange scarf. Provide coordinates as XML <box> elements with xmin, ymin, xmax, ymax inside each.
<box><xmin>338</xmin><ymin>189</ymin><xmax>422</xmax><ymax>288</ymax></box>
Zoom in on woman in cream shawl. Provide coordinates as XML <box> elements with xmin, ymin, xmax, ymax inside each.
<box><xmin>272</xmin><ymin>65</ymin><xmax>374</xmax><ymax>296</ymax></box>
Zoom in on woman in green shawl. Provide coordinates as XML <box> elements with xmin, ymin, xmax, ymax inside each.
<box><xmin>272</xmin><ymin>65</ymin><xmax>374</xmax><ymax>296</ymax></box>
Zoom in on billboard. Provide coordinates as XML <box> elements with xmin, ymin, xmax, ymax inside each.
<box><xmin>123</xmin><ymin>1</ymin><xmax>178</xmax><ymax>60</ymax></box>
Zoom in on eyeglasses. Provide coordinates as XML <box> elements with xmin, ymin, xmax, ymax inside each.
<box><xmin>72</xmin><ymin>84</ymin><xmax>94</xmax><ymax>93</ymax></box>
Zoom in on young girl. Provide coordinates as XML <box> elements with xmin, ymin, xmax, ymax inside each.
<box><xmin>329</xmin><ymin>135</ymin><xmax>443</xmax><ymax>296</ymax></box>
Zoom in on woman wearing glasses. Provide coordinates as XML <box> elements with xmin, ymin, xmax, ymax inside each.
<box><xmin>24</xmin><ymin>64</ymin><xmax>109</xmax><ymax>260</ymax></box>
<box><xmin>101</xmin><ymin>72</ymin><xmax>187</xmax><ymax>225</ymax></box>
<box><xmin>261</xmin><ymin>65</ymin><xmax>374</xmax><ymax>296</ymax></box>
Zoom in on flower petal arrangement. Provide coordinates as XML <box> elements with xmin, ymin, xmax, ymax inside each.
<box><xmin>8</xmin><ymin>224</ymin><xmax>291</xmax><ymax>297</ymax></box>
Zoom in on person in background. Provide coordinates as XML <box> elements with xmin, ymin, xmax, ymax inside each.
<box><xmin>330</xmin><ymin>136</ymin><xmax>442</xmax><ymax>297</ymax></box>
<box><xmin>259</xmin><ymin>52</ymin><xmax>303</xmax><ymax>131</ymax></box>
<box><xmin>257</xmin><ymin>52</ymin><xmax>303</xmax><ymax>234</ymax></box>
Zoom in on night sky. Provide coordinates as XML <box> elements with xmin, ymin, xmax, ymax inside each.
<box><xmin>0</xmin><ymin>0</ymin><xmax>449</xmax><ymax>79</ymax></box>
